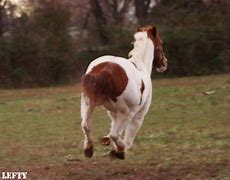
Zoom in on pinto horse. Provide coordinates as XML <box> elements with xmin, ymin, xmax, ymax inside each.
<box><xmin>80</xmin><ymin>25</ymin><xmax>167</xmax><ymax>159</ymax></box>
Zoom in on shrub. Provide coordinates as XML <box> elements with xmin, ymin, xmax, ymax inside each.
<box><xmin>151</xmin><ymin>1</ymin><xmax>230</xmax><ymax>76</ymax></box>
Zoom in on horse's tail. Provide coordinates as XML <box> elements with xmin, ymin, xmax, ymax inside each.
<box><xmin>81</xmin><ymin>71</ymin><xmax>111</xmax><ymax>105</ymax></box>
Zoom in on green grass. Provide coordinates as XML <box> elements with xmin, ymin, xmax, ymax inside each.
<box><xmin>0</xmin><ymin>74</ymin><xmax>229</xmax><ymax>179</ymax></box>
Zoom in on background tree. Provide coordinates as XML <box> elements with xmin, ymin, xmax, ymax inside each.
<box><xmin>0</xmin><ymin>0</ymin><xmax>78</xmax><ymax>87</ymax></box>
<box><xmin>0</xmin><ymin>0</ymin><xmax>229</xmax><ymax>87</ymax></box>
<box><xmin>151</xmin><ymin>0</ymin><xmax>230</xmax><ymax>76</ymax></box>
<box><xmin>134</xmin><ymin>0</ymin><xmax>151</xmax><ymax>25</ymax></box>
<box><xmin>89</xmin><ymin>0</ymin><xmax>108</xmax><ymax>44</ymax></box>
<box><xmin>88</xmin><ymin>0</ymin><xmax>132</xmax><ymax>44</ymax></box>
<box><xmin>0</xmin><ymin>0</ymin><xmax>9</xmax><ymax>38</ymax></box>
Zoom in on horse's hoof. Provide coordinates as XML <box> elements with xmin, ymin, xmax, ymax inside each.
<box><xmin>84</xmin><ymin>146</ymin><xmax>94</xmax><ymax>158</ymax></box>
<box><xmin>109</xmin><ymin>150</ymin><xmax>125</xmax><ymax>160</ymax></box>
<box><xmin>100</xmin><ymin>136</ymin><xmax>111</xmax><ymax>146</ymax></box>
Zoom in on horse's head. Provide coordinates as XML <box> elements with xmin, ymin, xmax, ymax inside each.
<box><xmin>138</xmin><ymin>25</ymin><xmax>168</xmax><ymax>72</ymax></box>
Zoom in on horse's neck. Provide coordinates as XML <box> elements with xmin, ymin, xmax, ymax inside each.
<box><xmin>142</xmin><ymin>41</ymin><xmax>154</xmax><ymax>74</ymax></box>
<box><xmin>129</xmin><ymin>40</ymin><xmax>154</xmax><ymax>75</ymax></box>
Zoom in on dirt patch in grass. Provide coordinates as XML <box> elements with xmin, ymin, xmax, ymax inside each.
<box><xmin>1</xmin><ymin>159</ymin><xmax>229</xmax><ymax>179</ymax></box>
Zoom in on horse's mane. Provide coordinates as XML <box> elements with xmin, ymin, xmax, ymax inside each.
<box><xmin>128</xmin><ymin>32</ymin><xmax>148</xmax><ymax>69</ymax></box>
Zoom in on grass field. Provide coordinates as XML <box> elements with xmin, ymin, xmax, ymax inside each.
<box><xmin>0</xmin><ymin>74</ymin><xmax>229</xmax><ymax>179</ymax></box>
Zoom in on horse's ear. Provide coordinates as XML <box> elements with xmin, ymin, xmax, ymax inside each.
<box><xmin>149</xmin><ymin>26</ymin><xmax>157</xmax><ymax>38</ymax></box>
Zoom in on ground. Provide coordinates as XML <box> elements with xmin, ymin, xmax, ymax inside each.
<box><xmin>0</xmin><ymin>74</ymin><xmax>229</xmax><ymax>179</ymax></box>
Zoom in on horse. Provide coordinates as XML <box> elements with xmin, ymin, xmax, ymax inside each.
<box><xmin>80</xmin><ymin>25</ymin><xmax>168</xmax><ymax>160</ymax></box>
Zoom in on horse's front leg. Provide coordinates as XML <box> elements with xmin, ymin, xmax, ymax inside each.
<box><xmin>124</xmin><ymin>100</ymin><xmax>151</xmax><ymax>150</ymax></box>
<box><xmin>124</xmin><ymin>115</ymin><xmax>144</xmax><ymax>150</ymax></box>
<box><xmin>81</xmin><ymin>94</ymin><xmax>94</xmax><ymax>158</ymax></box>
<box><xmin>107</xmin><ymin>111</ymin><xmax>131</xmax><ymax>160</ymax></box>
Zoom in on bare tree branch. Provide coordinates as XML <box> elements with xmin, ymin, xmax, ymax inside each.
<box><xmin>90</xmin><ymin>0</ymin><xmax>109</xmax><ymax>44</ymax></box>
<box><xmin>87</xmin><ymin>0</ymin><xmax>132</xmax><ymax>43</ymax></box>
<box><xmin>108</xmin><ymin>0</ymin><xmax>132</xmax><ymax>25</ymax></box>
<box><xmin>120</xmin><ymin>0</ymin><xmax>131</xmax><ymax>15</ymax></box>
<box><xmin>82</xmin><ymin>10</ymin><xmax>91</xmax><ymax>30</ymax></box>
<box><xmin>0</xmin><ymin>0</ymin><xmax>8</xmax><ymax>38</ymax></box>
<box><xmin>109</xmin><ymin>0</ymin><xmax>118</xmax><ymax>12</ymax></box>
<box><xmin>0</xmin><ymin>0</ymin><xmax>8</xmax><ymax>10</ymax></box>
<box><xmin>134</xmin><ymin>0</ymin><xmax>151</xmax><ymax>25</ymax></box>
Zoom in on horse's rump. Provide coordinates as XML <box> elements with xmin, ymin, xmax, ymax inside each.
<box><xmin>81</xmin><ymin>62</ymin><xmax>128</xmax><ymax>105</ymax></box>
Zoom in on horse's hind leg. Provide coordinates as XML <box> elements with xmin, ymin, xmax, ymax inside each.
<box><xmin>81</xmin><ymin>94</ymin><xmax>94</xmax><ymax>158</ymax></box>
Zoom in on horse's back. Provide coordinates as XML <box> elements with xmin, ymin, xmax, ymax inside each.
<box><xmin>86</xmin><ymin>55</ymin><xmax>142</xmax><ymax>84</ymax></box>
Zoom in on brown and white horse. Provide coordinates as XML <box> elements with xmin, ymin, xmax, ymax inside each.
<box><xmin>80</xmin><ymin>25</ymin><xmax>167</xmax><ymax>159</ymax></box>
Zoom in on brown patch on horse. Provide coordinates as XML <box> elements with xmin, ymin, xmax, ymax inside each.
<box><xmin>81</xmin><ymin>62</ymin><xmax>128</xmax><ymax>105</ymax></box>
<box><xmin>137</xmin><ymin>25</ymin><xmax>167</xmax><ymax>71</ymax></box>
<box><xmin>139</xmin><ymin>80</ymin><xmax>145</xmax><ymax>105</ymax></box>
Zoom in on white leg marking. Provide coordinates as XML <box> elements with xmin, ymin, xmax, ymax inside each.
<box><xmin>108</xmin><ymin>111</ymin><xmax>131</xmax><ymax>152</ymax></box>
<box><xmin>124</xmin><ymin>115</ymin><xmax>144</xmax><ymax>149</ymax></box>
<box><xmin>81</xmin><ymin>94</ymin><xmax>94</xmax><ymax>157</ymax></box>
<box><xmin>124</xmin><ymin>99</ymin><xmax>151</xmax><ymax>150</ymax></box>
